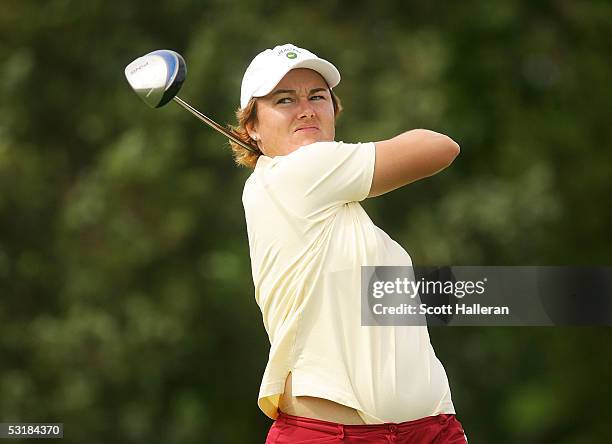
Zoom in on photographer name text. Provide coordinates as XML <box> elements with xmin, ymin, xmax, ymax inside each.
<box><xmin>372</xmin><ymin>303</ymin><xmax>510</xmax><ymax>316</ymax></box>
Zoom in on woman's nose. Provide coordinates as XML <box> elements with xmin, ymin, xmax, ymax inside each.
<box><xmin>297</xmin><ymin>98</ymin><xmax>315</xmax><ymax>118</ymax></box>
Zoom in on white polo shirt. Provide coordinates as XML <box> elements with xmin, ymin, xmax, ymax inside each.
<box><xmin>242</xmin><ymin>141</ymin><xmax>455</xmax><ymax>424</ymax></box>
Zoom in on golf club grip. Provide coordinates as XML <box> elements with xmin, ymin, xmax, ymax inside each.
<box><xmin>173</xmin><ymin>97</ymin><xmax>259</xmax><ymax>153</ymax></box>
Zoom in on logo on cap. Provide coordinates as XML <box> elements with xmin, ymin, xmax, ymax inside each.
<box><xmin>286</xmin><ymin>52</ymin><xmax>297</xmax><ymax>59</ymax></box>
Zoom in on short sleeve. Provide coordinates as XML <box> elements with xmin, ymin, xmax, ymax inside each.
<box><xmin>260</xmin><ymin>141</ymin><xmax>375</xmax><ymax>219</ymax></box>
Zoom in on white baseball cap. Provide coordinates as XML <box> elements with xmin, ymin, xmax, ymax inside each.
<box><xmin>240</xmin><ymin>43</ymin><xmax>341</xmax><ymax>109</ymax></box>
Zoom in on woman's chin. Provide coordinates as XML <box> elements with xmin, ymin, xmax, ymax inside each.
<box><xmin>293</xmin><ymin>132</ymin><xmax>333</xmax><ymax>148</ymax></box>
<box><xmin>295</xmin><ymin>134</ymin><xmax>319</xmax><ymax>146</ymax></box>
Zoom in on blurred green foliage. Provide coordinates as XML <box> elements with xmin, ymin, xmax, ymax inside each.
<box><xmin>1</xmin><ymin>0</ymin><xmax>610</xmax><ymax>442</ymax></box>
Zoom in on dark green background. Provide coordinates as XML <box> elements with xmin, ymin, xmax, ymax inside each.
<box><xmin>1</xmin><ymin>1</ymin><xmax>610</xmax><ymax>442</ymax></box>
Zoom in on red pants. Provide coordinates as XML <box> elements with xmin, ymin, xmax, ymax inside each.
<box><xmin>265</xmin><ymin>411</ymin><xmax>467</xmax><ymax>443</ymax></box>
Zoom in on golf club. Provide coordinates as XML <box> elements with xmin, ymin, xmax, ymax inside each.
<box><xmin>124</xmin><ymin>49</ymin><xmax>258</xmax><ymax>153</ymax></box>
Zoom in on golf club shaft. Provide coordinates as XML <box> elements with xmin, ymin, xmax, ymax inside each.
<box><xmin>172</xmin><ymin>96</ymin><xmax>259</xmax><ymax>153</ymax></box>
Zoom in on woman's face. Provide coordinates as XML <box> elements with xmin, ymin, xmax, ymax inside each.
<box><xmin>247</xmin><ymin>68</ymin><xmax>336</xmax><ymax>157</ymax></box>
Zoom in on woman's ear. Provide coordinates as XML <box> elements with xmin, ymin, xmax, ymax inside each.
<box><xmin>246</xmin><ymin>121</ymin><xmax>259</xmax><ymax>141</ymax></box>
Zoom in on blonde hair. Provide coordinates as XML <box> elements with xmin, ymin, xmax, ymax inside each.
<box><xmin>228</xmin><ymin>89</ymin><xmax>343</xmax><ymax>169</ymax></box>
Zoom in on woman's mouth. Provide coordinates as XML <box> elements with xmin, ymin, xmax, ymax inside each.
<box><xmin>295</xmin><ymin>126</ymin><xmax>319</xmax><ymax>133</ymax></box>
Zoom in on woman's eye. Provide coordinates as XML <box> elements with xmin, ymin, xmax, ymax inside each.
<box><xmin>276</xmin><ymin>97</ymin><xmax>293</xmax><ymax>104</ymax></box>
<box><xmin>310</xmin><ymin>95</ymin><xmax>325</xmax><ymax>101</ymax></box>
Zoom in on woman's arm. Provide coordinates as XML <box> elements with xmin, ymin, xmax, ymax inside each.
<box><xmin>368</xmin><ymin>129</ymin><xmax>460</xmax><ymax>198</ymax></box>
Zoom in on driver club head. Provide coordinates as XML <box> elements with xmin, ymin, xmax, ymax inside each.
<box><xmin>124</xmin><ymin>50</ymin><xmax>186</xmax><ymax>108</ymax></box>
<box><xmin>124</xmin><ymin>49</ymin><xmax>259</xmax><ymax>153</ymax></box>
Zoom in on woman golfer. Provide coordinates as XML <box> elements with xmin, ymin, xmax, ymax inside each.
<box><xmin>231</xmin><ymin>44</ymin><xmax>467</xmax><ymax>443</ymax></box>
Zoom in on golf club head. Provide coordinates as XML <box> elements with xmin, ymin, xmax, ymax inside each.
<box><xmin>124</xmin><ymin>50</ymin><xmax>186</xmax><ymax>108</ymax></box>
